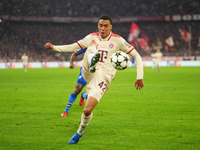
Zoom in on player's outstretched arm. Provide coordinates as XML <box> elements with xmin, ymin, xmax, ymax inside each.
<box><xmin>70</xmin><ymin>52</ymin><xmax>79</xmax><ymax>69</ymax></box>
<box><xmin>129</xmin><ymin>50</ymin><xmax>143</xmax><ymax>80</ymax></box>
<box><xmin>44</xmin><ymin>42</ymin><xmax>82</xmax><ymax>53</ymax></box>
<box><xmin>128</xmin><ymin>49</ymin><xmax>144</xmax><ymax>90</ymax></box>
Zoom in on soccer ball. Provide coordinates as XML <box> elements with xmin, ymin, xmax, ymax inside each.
<box><xmin>111</xmin><ymin>51</ymin><xmax>130</xmax><ymax>70</ymax></box>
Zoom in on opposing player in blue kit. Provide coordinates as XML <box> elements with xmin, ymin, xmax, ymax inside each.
<box><xmin>61</xmin><ymin>48</ymin><xmax>88</xmax><ymax>117</ymax></box>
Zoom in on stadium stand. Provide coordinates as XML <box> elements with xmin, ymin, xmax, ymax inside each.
<box><xmin>1</xmin><ymin>0</ymin><xmax>200</xmax><ymax>62</ymax></box>
<box><xmin>2</xmin><ymin>0</ymin><xmax>200</xmax><ymax>17</ymax></box>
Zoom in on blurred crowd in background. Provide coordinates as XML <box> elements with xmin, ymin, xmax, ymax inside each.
<box><xmin>2</xmin><ymin>0</ymin><xmax>200</xmax><ymax>17</ymax></box>
<box><xmin>0</xmin><ymin>0</ymin><xmax>200</xmax><ymax>62</ymax></box>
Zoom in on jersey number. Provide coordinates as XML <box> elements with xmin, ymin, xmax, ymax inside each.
<box><xmin>98</xmin><ymin>81</ymin><xmax>107</xmax><ymax>93</ymax></box>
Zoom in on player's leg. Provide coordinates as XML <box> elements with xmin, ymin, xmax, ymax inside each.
<box><xmin>82</xmin><ymin>40</ymin><xmax>100</xmax><ymax>73</ymax></box>
<box><xmin>76</xmin><ymin>68</ymin><xmax>87</xmax><ymax>106</ymax></box>
<box><xmin>23</xmin><ymin>64</ymin><xmax>26</xmax><ymax>72</ymax></box>
<box><xmin>69</xmin><ymin>70</ymin><xmax>110</xmax><ymax>144</ymax></box>
<box><xmin>157</xmin><ymin>65</ymin><xmax>160</xmax><ymax>72</ymax></box>
<box><xmin>61</xmin><ymin>67</ymin><xmax>87</xmax><ymax>117</ymax></box>
<box><xmin>61</xmin><ymin>83</ymin><xmax>84</xmax><ymax>117</ymax></box>
<box><xmin>157</xmin><ymin>62</ymin><xmax>160</xmax><ymax>72</ymax></box>
<box><xmin>78</xmin><ymin>96</ymin><xmax>98</xmax><ymax>133</ymax></box>
<box><xmin>152</xmin><ymin>60</ymin><xmax>155</xmax><ymax>70</ymax></box>
<box><xmin>79</xmin><ymin>92</ymin><xmax>88</xmax><ymax>106</ymax></box>
<box><xmin>69</xmin><ymin>96</ymin><xmax>98</xmax><ymax>144</ymax></box>
<box><xmin>155</xmin><ymin>60</ymin><xmax>158</xmax><ymax>70</ymax></box>
<box><xmin>79</xmin><ymin>86</ymin><xmax>89</xmax><ymax>106</ymax></box>
<box><xmin>89</xmin><ymin>52</ymin><xmax>100</xmax><ymax>73</ymax></box>
<box><xmin>82</xmin><ymin>92</ymin><xmax>88</xmax><ymax>99</ymax></box>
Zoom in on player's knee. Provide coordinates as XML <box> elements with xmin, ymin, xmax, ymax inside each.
<box><xmin>73</xmin><ymin>84</ymin><xmax>83</xmax><ymax>95</ymax></box>
<box><xmin>83</xmin><ymin>107</ymin><xmax>92</xmax><ymax>117</ymax></box>
<box><xmin>73</xmin><ymin>88</ymin><xmax>81</xmax><ymax>95</ymax></box>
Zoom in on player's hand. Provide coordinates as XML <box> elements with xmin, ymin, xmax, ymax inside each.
<box><xmin>135</xmin><ymin>79</ymin><xmax>144</xmax><ymax>90</ymax></box>
<box><xmin>70</xmin><ymin>63</ymin><xmax>75</xmax><ymax>69</ymax></box>
<box><xmin>44</xmin><ymin>42</ymin><xmax>53</xmax><ymax>49</ymax></box>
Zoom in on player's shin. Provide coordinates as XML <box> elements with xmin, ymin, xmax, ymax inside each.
<box><xmin>64</xmin><ymin>93</ymin><xmax>77</xmax><ymax>112</ymax></box>
<box><xmin>77</xmin><ymin>113</ymin><xmax>93</xmax><ymax>135</ymax></box>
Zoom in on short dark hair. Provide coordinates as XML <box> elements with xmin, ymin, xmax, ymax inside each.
<box><xmin>99</xmin><ymin>14</ymin><xmax>112</xmax><ymax>25</ymax></box>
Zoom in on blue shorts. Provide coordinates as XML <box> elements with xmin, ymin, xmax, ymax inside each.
<box><xmin>76</xmin><ymin>67</ymin><xmax>87</xmax><ymax>86</ymax></box>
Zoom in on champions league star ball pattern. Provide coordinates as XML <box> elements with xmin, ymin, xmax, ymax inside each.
<box><xmin>111</xmin><ymin>51</ymin><xmax>130</xmax><ymax>70</ymax></box>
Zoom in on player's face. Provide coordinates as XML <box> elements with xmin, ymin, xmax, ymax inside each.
<box><xmin>98</xmin><ymin>19</ymin><xmax>112</xmax><ymax>39</ymax></box>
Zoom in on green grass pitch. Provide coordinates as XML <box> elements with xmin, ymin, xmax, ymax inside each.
<box><xmin>0</xmin><ymin>67</ymin><xmax>200</xmax><ymax>150</ymax></box>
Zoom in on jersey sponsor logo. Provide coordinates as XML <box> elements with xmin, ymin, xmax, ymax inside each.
<box><xmin>109</xmin><ymin>43</ymin><xmax>114</xmax><ymax>48</ymax></box>
<box><xmin>98</xmin><ymin>50</ymin><xmax>108</xmax><ymax>62</ymax></box>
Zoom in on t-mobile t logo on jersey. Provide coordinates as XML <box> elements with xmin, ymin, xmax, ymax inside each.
<box><xmin>98</xmin><ymin>50</ymin><xmax>108</xmax><ymax>62</ymax></box>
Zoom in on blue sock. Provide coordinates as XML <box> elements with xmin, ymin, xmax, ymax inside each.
<box><xmin>81</xmin><ymin>92</ymin><xmax>88</xmax><ymax>99</ymax></box>
<box><xmin>64</xmin><ymin>93</ymin><xmax>77</xmax><ymax>112</ymax></box>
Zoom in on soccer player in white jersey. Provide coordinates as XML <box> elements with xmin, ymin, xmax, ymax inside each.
<box><xmin>21</xmin><ymin>53</ymin><xmax>28</xmax><ymax>72</ymax></box>
<box><xmin>151</xmin><ymin>49</ymin><xmax>163</xmax><ymax>71</ymax></box>
<box><xmin>44</xmin><ymin>14</ymin><xmax>144</xmax><ymax>144</ymax></box>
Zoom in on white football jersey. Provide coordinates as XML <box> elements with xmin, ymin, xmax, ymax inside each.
<box><xmin>21</xmin><ymin>56</ymin><xmax>28</xmax><ymax>64</ymax></box>
<box><xmin>53</xmin><ymin>31</ymin><xmax>143</xmax><ymax>79</ymax></box>
<box><xmin>151</xmin><ymin>52</ymin><xmax>163</xmax><ymax>61</ymax></box>
<box><xmin>77</xmin><ymin>32</ymin><xmax>135</xmax><ymax>77</ymax></box>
